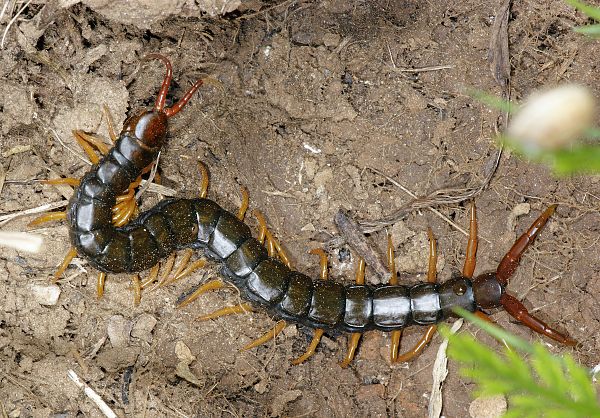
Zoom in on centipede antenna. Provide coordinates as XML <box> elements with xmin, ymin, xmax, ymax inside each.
<box><xmin>144</xmin><ymin>53</ymin><xmax>173</xmax><ymax>113</ymax></box>
<box><xmin>164</xmin><ymin>79</ymin><xmax>204</xmax><ymax>118</ymax></box>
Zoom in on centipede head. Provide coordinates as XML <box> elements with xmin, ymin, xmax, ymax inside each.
<box><xmin>471</xmin><ymin>272</ymin><xmax>504</xmax><ymax>310</ymax></box>
<box><xmin>123</xmin><ymin>54</ymin><xmax>204</xmax><ymax>148</ymax></box>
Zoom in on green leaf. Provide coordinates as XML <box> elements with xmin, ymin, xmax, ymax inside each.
<box><xmin>565</xmin><ymin>0</ymin><xmax>600</xmax><ymax>21</ymax></box>
<box><xmin>584</xmin><ymin>127</ymin><xmax>600</xmax><ymax>138</ymax></box>
<box><xmin>552</xmin><ymin>146</ymin><xmax>600</xmax><ymax>174</ymax></box>
<box><xmin>574</xmin><ymin>23</ymin><xmax>600</xmax><ymax>36</ymax></box>
<box><xmin>441</xmin><ymin>309</ymin><xmax>600</xmax><ymax>417</ymax></box>
<box><xmin>468</xmin><ymin>89</ymin><xmax>517</xmax><ymax>113</ymax></box>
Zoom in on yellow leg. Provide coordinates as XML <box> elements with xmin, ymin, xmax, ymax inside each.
<box><xmin>177</xmin><ymin>279</ymin><xmax>225</xmax><ymax>308</ymax></box>
<box><xmin>242</xmin><ymin>320</ymin><xmax>287</xmax><ymax>350</ymax></box>
<box><xmin>237</xmin><ymin>186</ymin><xmax>249</xmax><ymax>221</ymax></box>
<box><xmin>196</xmin><ymin>302</ymin><xmax>253</xmax><ymax>321</ymax></box>
<box><xmin>162</xmin><ymin>249</ymin><xmax>193</xmax><ymax>287</ymax></box>
<box><xmin>140</xmin><ymin>264</ymin><xmax>161</xmax><ymax>289</ymax></box>
<box><xmin>102</xmin><ymin>104</ymin><xmax>118</xmax><ymax>143</ymax></box>
<box><xmin>292</xmin><ymin>248</ymin><xmax>329</xmax><ymax>365</ymax></box>
<box><xmin>386</xmin><ymin>234</ymin><xmax>403</xmax><ymax>362</ymax></box>
<box><xmin>340</xmin><ymin>332</ymin><xmax>362</xmax><ymax>368</ymax></box>
<box><xmin>148</xmin><ymin>253</ymin><xmax>176</xmax><ymax>290</ymax></box>
<box><xmin>339</xmin><ymin>257</ymin><xmax>365</xmax><ymax>368</ymax></box>
<box><xmin>291</xmin><ymin>329</ymin><xmax>325</xmax><ymax>365</ymax></box>
<box><xmin>198</xmin><ymin>162</ymin><xmax>210</xmax><ymax>199</ymax></box>
<box><xmin>132</xmin><ymin>275</ymin><xmax>141</xmax><ymax>306</ymax></box>
<box><xmin>53</xmin><ymin>247</ymin><xmax>78</xmax><ymax>282</ymax></box>
<box><xmin>253</xmin><ymin>210</ymin><xmax>292</xmax><ymax>268</ymax></box>
<box><xmin>74</xmin><ymin>130</ymin><xmax>110</xmax><ymax>155</ymax></box>
<box><xmin>310</xmin><ymin>248</ymin><xmax>328</xmax><ymax>281</ymax></box>
<box><xmin>42</xmin><ymin>177</ymin><xmax>80</xmax><ymax>187</ymax></box>
<box><xmin>463</xmin><ymin>203</ymin><xmax>477</xmax><ymax>278</ymax></box>
<box><xmin>97</xmin><ymin>272</ymin><xmax>106</xmax><ymax>298</ymax></box>
<box><xmin>395</xmin><ymin>325</ymin><xmax>438</xmax><ymax>362</ymax></box>
<box><xmin>172</xmin><ymin>258</ymin><xmax>207</xmax><ymax>283</ymax></box>
<box><xmin>394</xmin><ymin>228</ymin><xmax>439</xmax><ymax>362</ymax></box>
<box><xmin>29</xmin><ymin>211</ymin><xmax>67</xmax><ymax>227</ymax></box>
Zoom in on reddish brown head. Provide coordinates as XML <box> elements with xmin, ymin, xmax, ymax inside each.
<box><xmin>123</xmin><ymin>54</ymin><xmax>204</xmax><ymax>148</ymax></box>
<box><xmin>472</xmin><ymin>272</ymin><xmax>504</xmax><ymax>310</ymax></box>
<box><xmin>471</xmin><ymin>205</ymin><xmax>576</xmax><ymax>346</ymax></box>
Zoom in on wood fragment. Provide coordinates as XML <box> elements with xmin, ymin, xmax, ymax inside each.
<box><xmin>428</xmin><ymin>319</ymin><xmax>463</xmax><ymax>418</ymax></box>
<box><xmin>67</xmin><ymin>369</ymin><xmax>117</xmax><ymax>418</ymax></box>
<box><xmin>0</xmin><ymin>161</ymin><xmax>5</xmax><ymax>196</ymax></box>
<box><xmin>334</xmin><ymin>210</ymin><xmax>389</xmax><ymax>281</ymax></box>
<box><xmin>2</xmin><ymin>145</ymin><xmax>31</xmax><ymax>158</ymax></box>
<box><xmin>0</xmin><ymin>200</ymin><xmax>68</xmax><ymax>226</ymax></box>
<box><xmin>488</xmin><ymin>0</ymin><xmax>512</xmax><ymax>89</ymax></box>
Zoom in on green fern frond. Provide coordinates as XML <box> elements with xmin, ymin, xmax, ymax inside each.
<box><xmin>565</xmin><ymin>0</ymin><xmax>600</xmax><ymax>37</ymax></box>
<box><xmin>439</xmin><ymin>309</ymin><xmax>600</xmax><ymax>418</ymax></box>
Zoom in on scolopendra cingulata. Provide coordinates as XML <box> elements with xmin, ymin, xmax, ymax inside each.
<box><xmin>30</xmin><ymin>54</ymin><xmax>577</xmax><ymax>367</ymax></box>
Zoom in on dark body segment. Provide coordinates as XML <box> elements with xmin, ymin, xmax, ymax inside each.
<box><xmin>372</xmin><ymin>286</ymin><xmax>411</xmax><ymax>330</ymax></box>
<box><xmin>307</xmin><ymin>281</ymin><xmax>346</xmax><ymax>327</ymax></box>
<box><xmin>410</xmin><ymin>283</ymin><xmax>442</xmax><ymax>325</ymax></box>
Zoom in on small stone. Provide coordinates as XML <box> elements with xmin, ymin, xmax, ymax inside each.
<box><xmin>468</xmin><ymin>395</ymin><xmax>508</xmax><ymax>418</ymax></box>
<box><xmin>283</xmin><ymin>324</ymin><xmax>298</xmax><ymax>338</ymax></box>
<box><xmin>270</xmin><ymin>390</ymin><xmax>303</xmax><ymax>417</ymax></box>
<box><xmin>301</xmin><ymin>223</ymin><xmax>316</xmax><ymax>232</ymax></box>
<box><xmin>175</xmin><ymin>341</ymin><xmax>196</xmax><ymax>364</ymax></box>
<box><xmin>131</xmin><ymin>313</ymin><xmax>157</xmax><ymax>343</ymax></box>
<box><xmin>323</xmin><ymin>33</ymin><xmax>341</xmax><ymax>47</ymax></box>
<box><xmin>254</xmin><ymin>379</ymin><xmax>268</xmax><ymax>394</ymax></box>
<box><xmin>30</xmin><ymin>284</ymin><xmax>61</xmax><ymax>306</ymax></box>
<box><xmin>107</xmin><ymin>315</ymin><xmax>132</xmax><ymax>348</ymax></box>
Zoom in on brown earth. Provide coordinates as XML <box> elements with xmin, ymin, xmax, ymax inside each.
<box><xmin>1</xmin><ymin>1</ymin><xmax>599</xmax><ymax>417</ymax></box>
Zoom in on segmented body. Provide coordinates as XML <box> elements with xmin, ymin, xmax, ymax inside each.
<box><xmin>68</xmin><ymin>129</ymin><xmax>475</xmax><ymax>331</ymax></box>
<box><xmin>61</xmin><ymin>54</ymin><xmax>576</xmax><ymax>351</ymax></box>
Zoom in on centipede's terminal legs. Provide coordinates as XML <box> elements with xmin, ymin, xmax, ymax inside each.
<box><xmin>463</xmin><ymin>203</ymin><xmax>478</xmax><ymax>278</ymax></box>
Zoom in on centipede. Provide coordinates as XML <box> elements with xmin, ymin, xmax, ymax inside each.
<box><xmin>31</xmin><ymin>54</ymin><xmax>577</xmax><ymax>366</ymax></box>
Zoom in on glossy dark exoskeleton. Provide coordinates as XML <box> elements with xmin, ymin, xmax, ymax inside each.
<box><xmin>65</xmin><ymin>55</ymin><xmax>577</xmax><ymax>348</ymax></box>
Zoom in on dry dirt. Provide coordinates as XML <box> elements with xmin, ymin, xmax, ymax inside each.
<box><xmin>1</xmin><ymin>1</ymin><xmax>599</xmax><ymax>417</ymax></box>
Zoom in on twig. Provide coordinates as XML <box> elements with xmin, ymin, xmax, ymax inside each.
<box><xmin>356</xmin><ymin>147</ymin><xmax>501</xmax><ymax>241</ymax></box>
<box><xmin>392</xmin><ymin>65</ymin><xmax>454</xmax><ymax>73</ymax></box>
<box><xmin>0</xmin><ymin>161</ymin><xmax>6</xmax><ymax>195</ymax></box>
<box><xmin>0</xmin><ymin>231</ymin><xmax>43</xmax><ymax>252</ymax></box>
<box><xmin>67</xmin><ymin>369</ymin><xmax>117</xmax><ymax>418</ymax></box>
<box><xmin>333</xmin><ymin>210</ymin><xmax>389</xmax><ymax>280</ymax></box>
<box><xmin>135</xmin><ymin>152</ymin><xmax>160</xmax><ymax>200</ymax></box>
<box><xmin>236</xmin><ymin>0</ymin><xmax>296</xmax><ymax>20</ymax></box>
<box><xmin>0</xmin><ymin>200</ymin><xmax>68</xmax><ymax>226</ymax></box>
<box><xmin>1</xmin><ymin>0</ymin><xmax>31</xmax><ymax>49</ymax></box>
<box><xmin>33</xmin><ymin>114</ymin><xmax>92</xmax><ymax>166</ymax></box>
<box><xmin>0</xmin><ymin>0</ymin><xmax>11</xmax><ymax>24</ymax></box>
<box><xmin>428</xmin><ymin>319</ymin><xmax>463</xmax><ymax>418</ymax></box>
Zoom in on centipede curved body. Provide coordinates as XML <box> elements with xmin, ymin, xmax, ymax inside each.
<box><xmin>62</xmin><ymin>55</ymin><xmax>575</xmax><ymax>358</ymax></box>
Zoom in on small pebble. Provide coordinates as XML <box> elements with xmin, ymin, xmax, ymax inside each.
<box><xmin>107</xmin><ymin>315</ymin><xmax>132</xmax><ymax>348</ymax></box>
<box><xmin>131</xmin><ymin>313</ymin><xmax>157</xmax><ymax>343</ymax></box>
<box><xmin>469</xmin><ymin>395</ymin><xmax>508</xmax><ymax>418</ymax></box>
<box><xmin>30</xmin><ymin>284</ymin><xmax>61</xmax><ymax>306</ymax></box>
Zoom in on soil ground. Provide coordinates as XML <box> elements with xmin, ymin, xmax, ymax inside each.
<box><xmin>1</xmin><ymin>1</ymin><xmax>599</xmax><ymax>417</ymax></box>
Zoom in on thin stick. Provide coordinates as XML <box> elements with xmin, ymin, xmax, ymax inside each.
<box><xmin>33</xmin><ymin>114</ymin><xmax>92</xmax><ymax>166</ymax></box>
<box><xmin>135</xmin><ymin>152</ymin><xmax>160</xmax><ymax>199</ymax></box>
<box><xmin>392</xmin><ymin>65</ymin><xmax>454</xmax><ymax>73</ymax></box>
<box><xmin>364</xmin><ymin>167</ymin><xmax>484</xmax><ymax>242</ymax></box>
<box><xmin>0</xmin><ymin>0</ymin><xmax>31</xmax><ymax>49</ymax></box>
<box><xmin>0</xmin><ymin>200</ymin><xmax>68</xmax><ymax>226</ymax></box>
<box><xmin>67</xmin><ymin>369</ymin><xmax>117</xmax><ymax>418</ymax></box>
